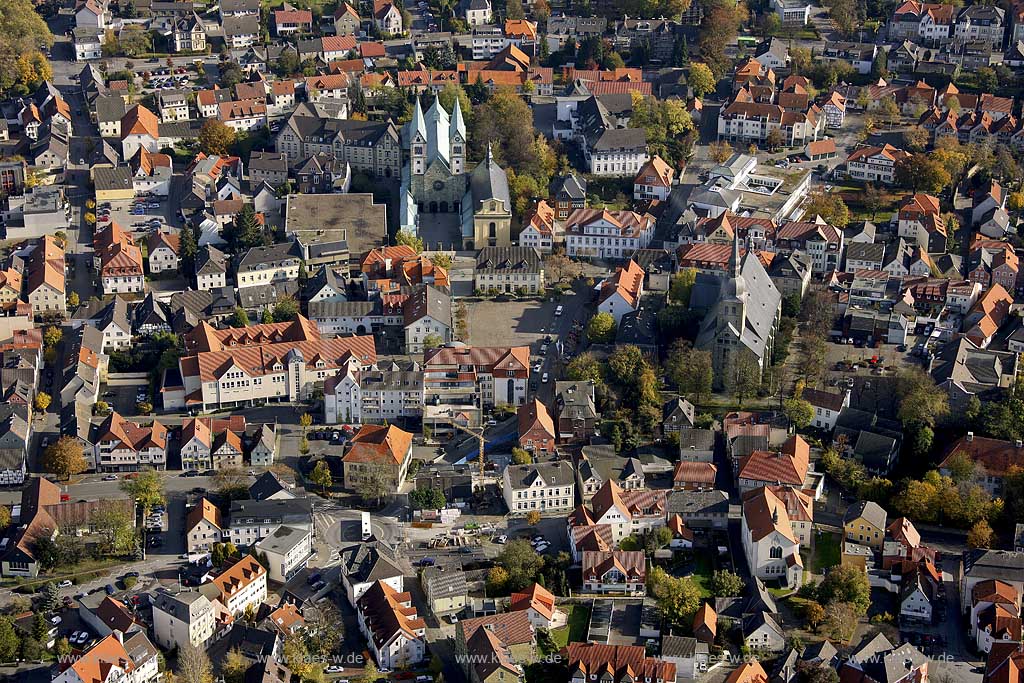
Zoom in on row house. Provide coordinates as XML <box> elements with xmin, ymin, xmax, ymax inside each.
<box><xmin>92</xmin><ymin>411</ymin><xmax>168</xmax><ymax>472</ymax></box>
<box><xmin>167</xmin><ymin>317</ymin><xmax>376</xmax><ymax>412</ymax></box>
<box><xmin>969</xmin><ymin>239</ymin><xmax>1019</xmax><ymax>292</ymax></box>
<box><xmin>888</xmin><ymin>0</ymin><xmax>955</xmax><ymax>45</ymax></box>
<box><xmin>897</xmin><ymin>193</ymin><xmax>947</xmax><ymax>253</ymax></box>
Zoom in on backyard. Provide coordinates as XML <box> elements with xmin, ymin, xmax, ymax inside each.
<box><xmin>551</xmin><ymin>603</ymin><xmax>592</xmax><ymax>649</ymax></box>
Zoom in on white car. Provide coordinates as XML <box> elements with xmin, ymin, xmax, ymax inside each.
<box><xmin>535</xmin><ymin>542</ymin><xmax>550</xmax><ymax>553</ymax></box>
<box><xmin>50</xmin><ymin>616</ymin><xmax>61</xmax><ymax>625</ymax></box>
<box><xmin>554</xmin><ymin>305</ymin><xmax>564</xmax><ymax>316</ymax></box>
<box><xmin>58</xmin><ymin>580</ymin><xmax>73</xmax><ymax>588</ymax></box>
<box><xmin>532</xmin><ymin>362</ymin><xmax>542</xmax><ymax>373</ymax></box>
<box><xmin>325</xmin><ymin>666</ymin><xmax>344</xmax><ymax>674</ymax></box>
<box><xmin>541</xmin><ymin>372</ymin><xmax>549</xmax><ymax>383</ymax></box>
<box><xmin>495</xmin><ymin>535</ymin><xmax>508</xmax><ymax>544</ymax></box>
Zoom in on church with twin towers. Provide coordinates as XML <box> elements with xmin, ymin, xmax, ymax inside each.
<box><xmin>399</xmin><ymin>95</ymin><xmax>512</xmax><ymax>250</ymax></box>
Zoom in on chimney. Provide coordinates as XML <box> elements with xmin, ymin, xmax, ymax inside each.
<box><xmin>113</xmin><ymin>629</ymin><xmax>124</xmax><ymax>644</ymax></box>
<box><xmin>967</xmin><ymin>432</ymin><xmax>974</xmax><ymax>442</ymax></box>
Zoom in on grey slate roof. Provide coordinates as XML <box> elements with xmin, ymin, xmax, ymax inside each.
<box><xmin>249</xmin><ymin>471</ymin><xmax>295</xmax><ymax>501</ymax></box>
<box><xmin>666</xmin><ymin>489</ymin><xmax>728</xmax><ymax>516</ymax></box>
<box><xmin>467</xmin><ymin>149</ymin><xmax>511</xmax><ymax>212</ymax></box>
<box><xmin>422</xmin><ymin>566</ymin><xmax>468</xmax><ymax>600</ymax></box>
<box><xmin>196</xmin><ymin>245</ymin><xmax>228</xmax><ymax>276</ymax></box>
<box><xmin>504</xmin><ymin>462</ymin><xmax>573</xmax><ymax>489</ymax></box>
<box><xmin>340</xmin><ymin>541</ymin><xmax>403</xmax><ymax>584</ymax></box>
<box><xmin>309</xmin><ymin>300</ymin><xmax>379</xmax><ymax>319</ymax></box>
<box><xmin>845</xmin><ymin>242</ymin><xmax>886</xmax><ymax>265</ymax></box>
<box><xmin>474</xmin><ymin>247</ymin><xmax>543</xmax><ymax>275</ymax></box>
<box><xmin>660</xmin><ymin>635</ymin><xmax>697</xmax><ymax>658</ymax></box>
<box><xmin>843</xmin><ymin>500</ymin><xmax>887</xmax><ymax>529</ymax></box>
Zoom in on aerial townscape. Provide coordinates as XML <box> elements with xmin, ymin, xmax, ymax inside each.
<box><xmin>11</xmin><ymin>0</ymin><xmax>1024</xmax><ymax>681</ymax></box>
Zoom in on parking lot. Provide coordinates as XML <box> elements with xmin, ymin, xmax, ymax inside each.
<box><xmin>98</xmin><ymin>196</ymin><xmax>173</xmax><ymax>241</ymax></box>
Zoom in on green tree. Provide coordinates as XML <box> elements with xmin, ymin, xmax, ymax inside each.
<box><xmin>802</xmin><ymin>190</ymin><xmax>851</xmax><ymax>229</ymax></box>
<box><xmin>223</xmin><ymin>649</ymin><xmax>248</xmax><ymax>683</ymax></box>
<box><xmin>225</xmin><ymin>204</ymin><xmax>265</xmax><ymax>253</ymax></box>
<box><xmin>354</xmin><ymin>461</ymin><xmax>391</xmax><ymax>504</ymax></box>
<box><xmin>486</xmin><ymin>566</ymin><xmax>510</xmax><ymax>595</ymax></box>
<box><xmin>409</xmin><ymin>486</ymin><xmax>446</xmax><ymax>510</ymax></box>
<box><xmin>43</xmin><ymin>326</ymin><xmax>62</xmax><ymax>348</ymax></box>
<box><xmin>309</xmin><ymin>461</ymin><xmax>332</xmax><ymax>494</ymax></box>
<box><xmin>41</xmin><ymin>436</ymin><xmax>87</xmax><ymax>481</ymax></box>
<box><xmin>118</xmin><ymin>25</ymin><xmax>151</xmax><ymax>56</ymax></box>
<box><xmin>688</xmin><ymin>62</ymin><xmax>716</xmax><ymax>98</ymax></box>
<box><xmin>120</xmin><ymin>469</ymin><xmax>166</xmax><ymax>515</ymax></box>
<box><xmin>817</xmin><ymin>564</ymin><xmax>871</xmax><ymax>614</ymax></box>
<box><xmin>710</xmin><ymin>570</ymin><xmax>744</xmax><ymax>597</ymax></box>
<box><xmin>197</xmin><ymin>119</ymin><xmax>236</xmax><ymax>156</ymax></box>
<box><xmin>31</xmin><ymin>612</ymin><xmax>46</xmax><ymax>642</ymax></box>
<box><xmin>647</xmin><ymin>566</ymin><xmax>702</xmax><ymax>625</ymax></box>
<box><xmin>180</xmin><ymin>224</ymin><xmax>198</xmax><ymax>273</ymax></box>
<box><xmin>511</xmin><ymin>447</ymin><xmax>532</xmax><ymax>465</ymax></box>
<box><xmin>968</xmin><ymin>519</ymin><xmax>994</xmax><ymax>548</ymax></box>
<box><xmin>395</xmin><ymin>230</ymin><xmax>424</xmax><ymax>251</ymax></box>
<box><xmin>669</xmin><ymin>268</ymin><xmax>697</xmax><ymax>305</ymax></box>
<box><xmin>566</xmin><ymin>352</ymin><xmax>604</xmax><ymax>385</ymax></box>
<box><xmin>497</xmin><ymin>539</ymin><xmax>545</xmax><ymax>591</ymax></box>
<box><xmin>586</xmin><ymin>312</ymin><xmax>617</xmax><ymax>344</ymax></box>
<box><xmin>896</xmin><ymin>367</ymin><xmax>949</xmax><ymax>429</ymax></box>
<box><xmin>272</xmin><ymin>296</ymin><xmax>300</xmax><ymax>323</ymax></box>
<box><xmin>229</xmin><ymin>307</ymin><xmax>250</xmax><ymax>328</ymax></box>
<box><xmin>0</xmin><ymin>0</ymin><xmax>54</xmax><ymax>97</ymax></box>
<box><xmin>422</xmin><ymin>333</ymin><xmax>444</xmax><ymax>349</ymax></box>
<box><xmin>0</xmin><ymin>618</ymin><xmax>19</xmax><ymax>662</ymax></box>
<box><xmin>731</xmin><ymin>354</ymin><xmax>761</xmax><ymax>405</ymax></box>
<box><xmin>0</xmin><ymin>506</ymin><xmax>9</xmax><ymax>531</ymax></box>
<box><xmin>783</xmin><ymin>398</ymin><xmax>814</xmax><ymax>430</ymax></box>
<box><xmin>665</xmin><ymin>340</ymin><xmax>713</xmax><ymax>401</ymax></box>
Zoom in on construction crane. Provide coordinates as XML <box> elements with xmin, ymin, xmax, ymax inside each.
<box><xmin>448</xmin><ymin>420</ymin><xmax>488</xmax><ymax>483</ymax></box>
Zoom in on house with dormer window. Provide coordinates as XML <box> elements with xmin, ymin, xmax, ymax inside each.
<box><xmin>502</xmin><ymin>461</ymin><xmax>575</xmax><ymax>515</ymax></box>
<box><xmin>567</xmin><ymin>643</ymin><xmax>674</xmax><ymax>683</ymax></box>
<box><xmin>567</xmin><ymin>480</ymin><xmax>666</xmax><ymax>544</ymax></box>
<box><xmin>214</xmin><ymin>554</ymin><xmax>267</xmax><ymax>615</ymax></box>
<box><xmin>474</xmin><ymin>247</ymin><xmax>545</xmax><ymax>295</ymax></box>
<box><xmin>581</xmin><ymin>550</ymin><xmax>647</xmax><ymax>594</ymax></box>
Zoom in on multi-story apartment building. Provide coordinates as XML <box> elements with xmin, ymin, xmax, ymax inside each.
<box><xmin>502</xmin><ymin>461</ymin><xmax>576</xmax><ymax>514</ymax></box>
<box><xmin>195</xmin><ymin>245</ymin><xmax>228</xmax><ymax>291</ymax></box>
<box><xmin>846</xmin><ymin>143</ymin><xmax>911</xmax><ymax>185</ymax></box>
<box><xmin>213</xmin><ymin>555</ymin><xmax>267</xmax><ymax>615</ymax></box>
<box><xmin>185</xmin><ymin>497</ymin><xmax>222</xmax><ymax>553</ymax></box>
<box><xmin>357</xmin><ymin>580</ymin><xmax>427</xmax><ymax>670</ymax></box>
<box><xmin>955</xmin><ymin>5</ymin><xmax>1005</xmax><ymax>49</ymax></box>
<box><xmin>255</xmin><ymin>525</ymin><xmax>313</xmax><ymax>583</ymax></box>
<box><xmin>53</xmin><ymin>632</ymin><xmax>160</xmax><ymax>683</ymax></box>
<box><xmin>324</xmin><ymin>363</ymin><xmax>424</xmax><ymax>425</ymax></box>
<box><xmin>169</xmin><ymin>318</ymin><xmax>376</xmax><ymax>412</ymax></box>
<box><xmin>91</xmin><ymin>411</ymin><xmax>168</xmax><ymax>472</ymax></box>
<box><xmin>342</xmin><ymin>424</ymin><xmax>414</xmax><ymax>494</ymax></box>
<box><xmin>172</xmin><ymin>12</ymin><xmax>207</xmax><ymax>52</ymax></box>
<box><xmin>226</xmin><ymin>497</ymin><xmax>313</xmax><ymax>547</ymax></box>
<box><xmin>776</xmin><ymin>220</ymin><xmax>844</xmax><ymax>274</ymax></box>
<box><xmin>473</xmin><ymin>247</ymin><xmax>546</xmax><ymax>295</ymax></box>
<box><xmin>152</xmin><ymin>590</ymin><xmax>220</xmax><ymax>651</ymax></box>
<box><xmin>888</xmin><ymin>0</ymin><xmax>955</xmax><ymax>45</ymax></box>
<box><xmin>717</xmin><ymin>101</ymin><xmax>824</xmax><ymax>145</ymax></box>
<box><xmin>25</xmin><ymin>235</ymin><xmax>66</xmax><ymax>317</ymax></box>
<box><xmin>564</xmin><ymin>208</ymin><xmax>655</xmax><ymax>260</ymax></box>
<box><xmin>422</xmin><ymin>345</ymin><xmax>530</xmax><ymax>432</ymax></box>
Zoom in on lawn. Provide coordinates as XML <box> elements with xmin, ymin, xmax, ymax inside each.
<box><xmin>689</xmin><ymin>554</ymin><xmax>714</xmax><ymax>598</ymax></box>
<box><xmin>811</xmin><ymin>531</ymin><xmax>842</xmax><ymax>573</ymax></box>
<box><xmin>551</xmin><ymin>603</ymin><xmax>591</xmax><ymax>650</ymax></box>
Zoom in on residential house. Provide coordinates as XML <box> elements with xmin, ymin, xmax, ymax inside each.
<box><xmin>633</xmin><ymin>155</ymin><xmax>675</xmax><ymax>201</ymax></box>
<box><xmin>554</xmin><ymin>381</ymin><xmax>599</xmax><ymax>443</ymax></box>
<box><xmin>801</xmin><ymin>388</ymin><xmax>850</xmax><ymax>430</ymax></box>
<box><xmin>422</xmin><ymin>567</ymin><xmax>468</xmax><ymax>616</ymax></box>
<box><xmin>502</xmin><ymin>462</ymin><xmax>575</xmax><ymax>515</ymax></box>
<box><xmin>342</xmin><ymin>424</ymin><xmax>414</xmax><ymax>494</ymax></box>
<box><xmin>843</xmin><ymin>500</ymin><xmax>887</xmax><ymax>550</ymax></box>
<box><xmin>339</xmin><ymin>541</ymin><xmax>404</xmax><ymax>606</ymax></box>
<box><xmin>186</xmin><ymin>497</ymin><xmax>223</xmax><ymax>553</ymax></box>
<box><xmin>580</xmin><ymin>550</ymin><xmax>647</xmax><ymax>595</ymax></box>
<box><xmin>517</xmin><ymin>399</ymin><xmax>556</xmax><ymax>454</ymax></box>
<box><xmin>741</xmin><ymin>486</ymin><xmax>803</xmax><ymax>589</ymax></box>
<box><xmin>214</xmin><ymin>555</ymin><xmax>268</xmax><ymax>615</ymax></box>
<box><xmin>92</xmin><ymin>412</ymin><xmax>168</xmax><ymax>472</ymax></box>
<box><xmin>596</xmin><ymin>259</ymin><xmax>644</xmax><ymax>326</ymax></box>
<box><xmin>255</xmin><ymin>525</ymin><xmax>313</xmax><ymax>583</ymax></box>
<box><xmin>473</xmin><ymin>247</ymin><xmax>545</xmax><ymax>296</ymax></box>
<box><xmin>846</xmin><ymin>144</ymin><xmax>911</xmax><ymax>185</ymax></box>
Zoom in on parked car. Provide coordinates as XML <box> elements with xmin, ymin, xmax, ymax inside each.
<box><xmin>57</xmin><ymin>580</ymin><xmax>72</xmax><ymax>588</ymax></box>
<box><xmin>495</xmin><ymin>535</ymin><xmax>508</xmax><ymax>544</ymax></box>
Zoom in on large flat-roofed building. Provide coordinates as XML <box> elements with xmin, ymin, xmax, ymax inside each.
<box><xmin>284</xmin><ymin>194</ymin><xmax>388</xmax><ymax>273</ymax></box>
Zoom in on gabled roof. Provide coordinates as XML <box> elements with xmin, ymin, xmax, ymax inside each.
<box><xmin>737</xmin><ymin>435</ymin><xmax>809</xmax><ymax>486</ymax></box>
<box><xmin>186</xmin><ymin>497</ymin><xmax>223</xmax><ymax>532</ymax></box>
<box><xmin>509</xmin><ymin>583</ymin><xmax>556</xmax><ymax>620</ymax></box>
<box><xmin>343</xmin><ymin>423</ymin><xmax>413</xmax><ymax>465</ymax></box>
